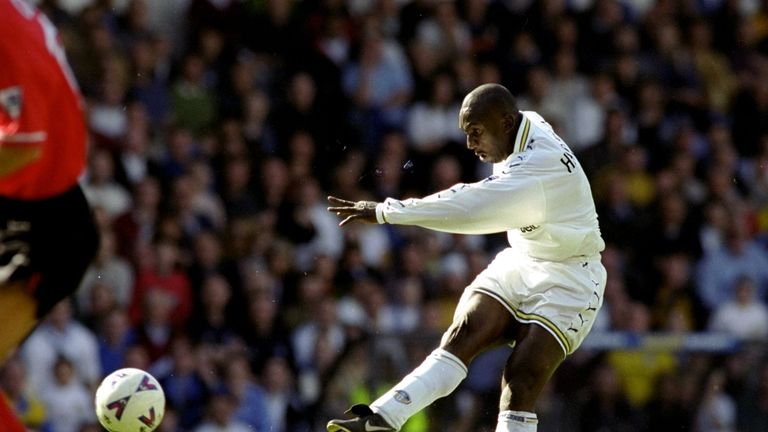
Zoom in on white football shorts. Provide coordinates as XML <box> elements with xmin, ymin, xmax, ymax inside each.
<box><xmin>462</xmin><ymin>247</ymin><xmax>606</xmax><ymax>356</ymax></box>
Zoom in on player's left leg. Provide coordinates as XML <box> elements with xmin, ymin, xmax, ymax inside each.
<box><xmin>328</xmin><ymin>291</ymin><xmax>517</xmax><ymax>432</ymax></box>
<box><xmin>0</xmin><ymin>281</ymin><xmax>37</xmax><ymax>364</ymax></box>
<box><xmin>494</xmin><ymin>324</ymin><xmax>565</xmax><ymax>432</ymax></box>
<box><xmin>0</xmin><ymin>185</ymin><xmax>98</xmax><ymax>364</ymax></box>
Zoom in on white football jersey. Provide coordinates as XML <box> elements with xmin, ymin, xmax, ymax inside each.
<box><xmin>375</xmin><ymin>110</ymin><xmax>605</xmax><ymax>261</ymax></box>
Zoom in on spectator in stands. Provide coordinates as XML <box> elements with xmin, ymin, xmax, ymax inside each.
<box><xmin>127</xmin><ymin>37</ymin><xmax>171</xmax><ymax>126</ymax></box>
<box><xmin>261</xmin><ymin>356</ymin><xmax>309</xmax><ymax>432</ymax></box>
<box><xmin>517</xmin><ymin>65</ymin><xmax>567</xmax><ymax>135</ymax></box>
<box><xmin>40</xmin><ymin>356</ymin><xmax>95</xmax><ymax>432</ymax></box>
<box><xmin>170</xmin><ymin>173</ymin><xmax>224</xmax><ymax>238</ymax></box>
<box><xmin>161</xmin><ymin>125</ymin><xmax>198</xmax><ymax>182</ymax></box>
<box><xmin>171</xmin><ymin>53</ymin><xmax>217</xmax><ymax>134</ymax></box>
<box><xmin>342</xmin><ymin>28</ymin><xmax>413</xmax><ymax>152</ymax></box>
<box><xmin>406</xmin><ymin>70</ymin><xmax>463</xmax><ymax>156</ymax></box>
<box><xmin>82</xmin><ymin>148</ymin><xmax>133</xmax><ymax>219</ymax></box>
<box><xmin>188</xmin><ymin>230</ymin><xmax>242</xmax><ymax>293</ymax></box>
<box><xmin>0</xmin><ymin>357</ymin><xmax>48</xmax><ymax>430</ymax></box>
<box><xmin>188</xmin><ymin>273</ymin><xmax>240</xmax><ymax>346</ymax></box>
<box><xmin>193</xmin><ymin>387</ymin><xmax>252</xmax><ymax>432</ymax></box>
<box><xmin>157</xmin><ymin>337</ymin><xmax>210</xmax><ymax>430</ymax></box>
<box><xmin>738</xmin><ymin>362</ymin><xmax>768</xmax><ymax>431</ymax></box>
<box><xmin>220</xmin><ymin>157</ymin><xmax>259</xmax><ymax>219</ymax></box>
<box><xmin>97</xmin><ymin>309</ymin><xmax>135</xmax><ymax>374</ymax></box>
<box><xmin>272</xmin><ymin>72</ymin><xmax>332</xmax><ymax>156</ymax></box>
<box><xmin>20</xmin><ymin>300</ymin><xmax>101</xmax><ymax>393</ymax></box>
<box><xmin>696</xmin><ymin>217</ymin><xmax>768</xmax><ymax>311</ymax></box>
<box><xmin>223</xmin><ymin>353</ymin><xmax>270</xmax><ymax>431</ymax></box>
<box><xmin>113</xmin><ymin>102</ymin><xmax>162</xmax><ymax>187</ymax></box>
<box><xmin>113</xmin><ymin>176</ymin><xmax>162</xmax><ymax>261</ymax></box>
<box><xmin>645</xmin><ymin>372</ymin><xmax>693</xmax><ymax>431</ymax></box>
<box><xmin>88</xmin><ymin>60</ymin><xmax>130</xmax><ymax>143</ymax></box>
<box><xmin>77</xmin><ymin>229</ymin><xmax>134</xmax><ymax>317</ymax></box>
<box><xmin>708</xmin><ymin>276</ymin><xmax>768</xmax><ymax>340</ymax></box>
<box><xmin>578</xmin><ymin>360</ymin><xmax>643</xmax><ymax>431</ymax></box>
<box><xmin>608</xmin><ymin>302</ymin><xmax>677</xmax><ymax>408</ymax></box>
<box><xmin>130</xmin><ymin>237</ymin><xmax>192</xmax><ymax>327</ymax></box>
<box><xmin>291</xmin><ymin>296</ymin><xmax>345</xmax><ymax>406</ymax></box>
<box><xmin>547</xmin><ymin>48</ymin><xmax>590</xmax><ymax>146</ymax></box>
<box><xmin>413</xmin><ymin>1</ymin><xmax>470</xmax><ymax>70</ymax></box>
<box><xmin>694</xmin><ymin>369</ymin><xmax>737</xmax><ymax>432</ymax></box>
<box><xmin>689</xmin><ymin>18</ymin><xmax>736</xmax><ymax>115</ymax></box>
<box><xmin>134</xmin><ymin>288</ymin><xmax>178</xmax><ymax>363</ymax></box>
<box><xmin>698</xmin><ymin>200</ymin><xmax>729</xmax><ymax>256</ymax></box>
<box><xmin>650</xmin><ymin>251</ymin><xmax>707</xmax><ymax>332</ymax></box>
<box><xmin>290</xmin><ymin>178</ymin><xmax>345</xmax><ymax>270</ymax></box>
<box><xmin>241</xmin><ymin>288</ymin><xmax>295</xmax><ymax>375</ymax></box>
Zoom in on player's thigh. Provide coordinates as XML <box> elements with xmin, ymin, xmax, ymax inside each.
<box><xmin>499</xmin><ymin>324</ymin><xmax>565</xmax><ymax>411</ymax></box>
<box><xmin>440</xmin><ymin>290</ymin><xmax>518</xmax><ymax>364</ymax></box>
<box><xmin>0</xmin><ymin>280</ymin><xmax>38</xmax><ymax>364</ymax></box>
<box><xmin>0</xmin><ymin>185</ymin><xmax>98</xmax><ymax>318</ymax></box>
<box><xmin>37</xmin><ymin>186</ymin><xmax>98</xmax><ymax>308</ymax></box>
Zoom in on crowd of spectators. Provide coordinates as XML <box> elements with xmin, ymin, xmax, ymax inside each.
<box><xmin>4</xmin><ymin>0</ymin><xmax>768</xmax><ymax>430</ymax></box>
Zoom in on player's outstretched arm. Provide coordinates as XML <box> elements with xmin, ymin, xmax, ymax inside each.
<box><xmin>327</xmin><ymin>196</ymin><xmax>379</xmax><ymax>227</ymax></box>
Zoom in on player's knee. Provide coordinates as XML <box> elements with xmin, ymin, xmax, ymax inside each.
<box><xmin>440</xmin><ymin>314</ymin><xmax>498</xmax><ymax>362</ymax></box>
<box><xmin>441</xmin><ymin>317</ymin><xmax>469</xmax><ymax>348</ymax></box>
<box><xmin>501</xmin><ymin>373</ymin><xmax>541</xmax><ymax>409</ymax></box>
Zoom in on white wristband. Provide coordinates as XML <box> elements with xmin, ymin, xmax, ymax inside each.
<box><xmin>375</xmin><ymin>203</ymin><xmax>387</xmax><ymax>224</ymax></box>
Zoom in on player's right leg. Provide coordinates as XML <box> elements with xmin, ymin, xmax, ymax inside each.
<box><xmin>494</xmin><ymin>324</ymin><xmax>565</xmax><ymax>432</ymax></box>
<box><xmin>327</xmin><ymin>291</ymin><xmax>517</xmax><ymax>432</ymax></box>
<box><xmin>0</xmin><ymin>281</ymin><xmax>37</xmax><ymax>364</ymax></box>
<box><xmin>0</xmin><ymin>185</ymin><xmax>98</xmax><ymax>363</ymax></box>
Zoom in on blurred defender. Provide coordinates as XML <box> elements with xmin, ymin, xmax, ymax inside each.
<box><xmin>0</xmin><ymin>0</ymin><xmax>99</xmax><ymax>419</ymax></box>
<box><xmin>327</xmin><ymin>83</ymin><xmax>606</xmax><ymax>432</ymax></box>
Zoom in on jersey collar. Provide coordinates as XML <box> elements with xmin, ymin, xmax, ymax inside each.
<box><xmin>511</xmin><ymin>112</ymin><xmax>532</xmax><ymax>155</ymax></box>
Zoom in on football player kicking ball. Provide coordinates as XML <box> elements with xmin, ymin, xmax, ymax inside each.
<box><xmin>327</xmin><ymin>83</ymin><xmax>606</xmax><ymax>432</ymax></box>
<box><xmin>0</xmin><ymin>0</ymin><xmax>99</xmax><ymax>429</ymax></box>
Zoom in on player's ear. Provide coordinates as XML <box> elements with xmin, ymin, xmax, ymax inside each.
<box><xmin>501</xmin><ymin>113</ymin><xmax>516</xmax><ymax>134</ymax></box>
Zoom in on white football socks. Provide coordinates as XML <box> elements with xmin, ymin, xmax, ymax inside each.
<box><xmin>371</xmin><ymin>348</ymin><xmax>468</xmax><ymax>430</ymax></box>
<box><xmin>496</xmin><ymin>410</ymin><xmax>538</xmax><ymax>431</ymax></box>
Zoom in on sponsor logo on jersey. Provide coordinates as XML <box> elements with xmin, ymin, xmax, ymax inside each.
<box><xmin>0</xmin><ymin>86</ymin><xmax>22</xmax><ymax>121</ymax></box>
<box><xmin>393</xmin><ymin>390</ymin><xmax>411</xmax><ymax>405</ymax></box>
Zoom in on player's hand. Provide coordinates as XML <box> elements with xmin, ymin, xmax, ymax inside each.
<box><xmin>327</xmin><ymin>196</ymin><xmax>379</xmax><ymax>227</ymax></box>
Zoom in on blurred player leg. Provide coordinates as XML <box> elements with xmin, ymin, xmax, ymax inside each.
<box><xmin>0</xmin><ymin>281</ymin><xmax>36</xmax><ymax>363</ymax></box>
<box><xmin>0</xmin><ymin>186</ymin><xmax>98</xmax><ymax>364</ymax></box>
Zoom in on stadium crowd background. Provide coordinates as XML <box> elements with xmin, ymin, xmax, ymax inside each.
<box><xmin>3</xmin><ymin>0</ymin><xmax>768</xmax><ymax>430</ymax></box>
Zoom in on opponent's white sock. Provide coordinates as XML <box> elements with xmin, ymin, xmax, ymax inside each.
<box><xmin>495</xmin><ymin>410</ymin><xmax>538</xmax><ymax>431</ymax></box>
<box><xmin>371</xmin><ymin>348</ymin><xmax>467</xmax><ymax>430</ymax></box>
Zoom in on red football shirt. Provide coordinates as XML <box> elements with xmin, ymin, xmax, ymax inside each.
<box><xmin>0</xmin><ymin>0</ymin><xmax>86</xmax><ymax>200</ymax></box>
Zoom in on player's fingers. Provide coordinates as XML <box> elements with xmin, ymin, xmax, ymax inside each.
<box><xmin>327</xmin><ymin>196</ymin><xmax>354</xmax><ymax>205</ymax></box>
<box><xmin>339</xmin><ymin>214</ymin><xmax>358</xmax><ymax>227</ymax></box>
<box><xmin>327</xmin><ymin>206</ymin><xmax>355</xmax><ymax>214</ymax></box>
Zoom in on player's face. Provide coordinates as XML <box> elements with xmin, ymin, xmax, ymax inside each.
<box><xmin>459</xmin><ymin>107</ymin><xmax>514</xmax><ymax>163</ymax></box>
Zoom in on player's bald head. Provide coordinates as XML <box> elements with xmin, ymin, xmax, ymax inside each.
<box><xmin>461</xmin><ymin>83</ymin><xmax>518</xmax><ymax>118</ymax></box>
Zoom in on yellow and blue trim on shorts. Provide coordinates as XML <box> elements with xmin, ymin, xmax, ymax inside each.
<box><xmin>471</xmin><ymin>287</ymin><xmax>571</xmax><ymax>356</ymax></box>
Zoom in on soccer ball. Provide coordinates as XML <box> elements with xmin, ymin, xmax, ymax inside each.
<box><xmin>94</xmin><ymin>368</ymin><xmax>165</xmax><ymax>432</ymax></box>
